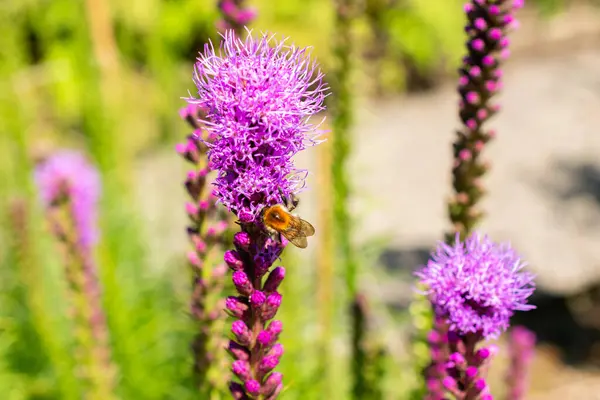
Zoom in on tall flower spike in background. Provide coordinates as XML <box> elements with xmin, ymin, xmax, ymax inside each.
<box><xmin>217</xmin><ymin>0</ymin><xmax>257</xmax><ymax>36</ymax></box>
<box><xmin>417</xmin><ymin>233</ymin><xmax>536</xmax><ymax>400</ymax></box>
<box><xmin>187</xmin><ymin>30</ymin><xmax>327</xmax><ymax>398</ymax></box>
<box><xmin>178</xmin><ymin>104</ymin><xmax>230</xmax><ymax>395</ymax></box>
<box><xmin>448</xmin><ymin>0</ymin><xmax>524</xmax><ymax>240</ymax></box>
<box><xmin>505</xmin><ymin>326</ymin><xmax>536</xmax><ymax>400</ymax></box>
<box><xmin>34</xmin><ymin>151</ymin><xmax>116</xmax><ymax>400</ymax></box>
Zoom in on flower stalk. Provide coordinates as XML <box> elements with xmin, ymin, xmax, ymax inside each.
<box><xmin>186</xmin><ymin>30</ymin><xmax>327</xmax><ymax>398</ymax></box>
<box><xmin>35</xmin><ymin>151</ymin><xmax>116</xmax><ymax>400</ymax></box>
<box><xmin>448</xmin><ymin>0</ymin><xmax>524</xmax><ymax>240</ymax></box>
<box><xmin>178</xmin><ymin>104</ymin><xmax>230</xmax><ymax>395</ymax></box>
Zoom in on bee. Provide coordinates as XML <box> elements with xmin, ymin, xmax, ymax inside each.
<box><xmin>261</xmin><ymin>191</ymin><xmax>315</xmax><ymax>249</ymax></box>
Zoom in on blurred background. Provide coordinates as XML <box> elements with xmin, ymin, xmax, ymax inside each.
<box><xmin>2</xmin><ymin>0</ymin><xmax>600</xmax><ymax>398</ymax></box>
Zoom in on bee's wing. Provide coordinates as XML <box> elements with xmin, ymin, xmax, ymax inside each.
<box><xmin>281</xmin><ymin>218</ymin><xmax>315</xmax><ymax>249</ymax></box>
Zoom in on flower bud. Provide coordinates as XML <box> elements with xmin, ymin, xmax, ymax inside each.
<box><xmin>229</xmin><ymin>382</ymin><xmax>247</xmax><ymax>400</ymax></box>
<box><xmin>231</xmin><ymin>320</ymin><xmax>251</xmax><ymax>346</ymax></box>
<box><xmin>257</xmin><ymin>330</ymin><xmax>273</xmax><ymax>347</ymax></box>
<box><xmin>263</xmin><ymin>267</ymin><xmax>285</xmax><ymax>292</ymax></box>
<box><xmin>225</xmin><ymin>296</ymin><xmax>248</xmax><ymax>319</ymax></box>
<box><xmin>262</xmin><ymin>292</ymin><xmax>282</xmax><ymax>320</ymax></box>
<box><xmin>250</xmin><ymin>290</ymin><xmax>266</xmax><ymax>308</ymax></box>
<box><xmin>244</xmin><ymin>380</ymin><xmax>260</xmax><ymax>396</ymax></box>
<box><xmin>228</xmin><ymin>340</ymin><xmax>250</xmax><ymax>361</ymax></box>
<box><xmin>232</xmin><ymin>271</ymin><xmax>253</xmax><ymax>296</ymax></box>
<box><xmin>259</xmin><ymin>355</ymin><xmax>280</xmax><ymax>374</ymax></box>
<box><xmin>261</xmin><ymin>372</ymin><xmax>283</xmax><ymax>396</ymax></box>
<box><xmin>234</xmin><ymin>231</ymin><xmax>251</xmax><ymax>251</ymax></box>
<box><xmin>224</xmin><ymin>250</ymin><xmax>244</xmax><ymax>270</ymax></box>
<box><xmin>232</xmin><ymin>360</ymin><xmax>251</xmax><ymax>381</ymax></box>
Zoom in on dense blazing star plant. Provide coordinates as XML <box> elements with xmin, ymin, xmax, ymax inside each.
<box><xmin>178</xmin><ymin>104</ymin><xmax>231</xmax><ymax>394</ymax></box>
<box><xmin>186</xmin><ymin>30</ymin><xmax>327</xmax><ymax>398</ymax></box>
<box><xmin>34</xmin><ymin>151</ymin><xmax>116</xmax><ymax>399</ymax></box>
<box><xmin>448</xmin><ymin>0</ymin><xmax>524</xmax><ymax>240</ymax></box>
<box><xmin>417</xmin><ymin>233</ymin><xmax>535</xmax><ymax>400</ymax></box>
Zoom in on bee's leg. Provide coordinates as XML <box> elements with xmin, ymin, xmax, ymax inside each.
<box><xmin>288</xmin><ymin>192</ymin><xmax>299</xmax><ymax>212</ymax></box>
<box><xmin>281</xmin><ymin>191</ymin><xmax>300</xmax><ymax>212</ymax></box>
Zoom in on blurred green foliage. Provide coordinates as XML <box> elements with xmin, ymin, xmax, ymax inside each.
<box><xmin>0</xmin><ymin>0</ymin><xmax>577</xmax><ymax>398</ymax></box>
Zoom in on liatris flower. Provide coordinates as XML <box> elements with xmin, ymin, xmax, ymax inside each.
<box><xmin>186</xmin><ymin>30</ymin><xmax>327</xmax><ymax>398</ymax></box>
<box><xmin>178</xmin><ymin>104</ymin><xmax>231</xmax><ymax>394</ymax></box>
<box><xmin>34</xmin><ymin>151</ymin><xmax>116</xmax><ymax>399</ymax></box>
<box><xmin>505</xmin><ymin>326</ymin><xmax>536</xmax><ymax>400</ymax></box>
<box><xmin>416</xmin><ymin>233</ymin><xmax>535</xmax><ymax>399</ymax></box>
<box><xmin>448</xmin><ymin>0</ymin><xmax>524</xmax><ymax>240</ymax></box>
<box><xmin>216</xmin><ymin>0</ymin><xmax>256</xmax><ymax>36</ymax></box>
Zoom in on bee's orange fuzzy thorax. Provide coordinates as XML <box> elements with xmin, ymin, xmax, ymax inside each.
<box><xmin>262</xmin><ymin>204</ymin><xmax>292</xmax><ymax>233</ymax></box>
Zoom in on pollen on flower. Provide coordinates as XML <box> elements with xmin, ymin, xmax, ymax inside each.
<box><xmin>416</xmin><ymin>233</ymin><xmax>535</xmax><ymax>339</ymax></box>
<box><xmin>186</xmin><ymin>30</ymin><xmax>328</xmax><ymax>223</ymax></box>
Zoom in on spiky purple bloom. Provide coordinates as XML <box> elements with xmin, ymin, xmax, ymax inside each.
<box><xmin>418</xmin><ymin>233</ymin><xmax>535</xmax><ymax>399</ymax></box>
<box><xmin>34</xmin><ymin>151</ymin><xmax>116</xmax><ymax>398</ymax></box>
<box><xmin>505</xmin><ymin>326</ymin><xmax>536</xmax><ymax>400</ymax></box>
<box><xmin>187</xmin><ymin>30</ymin><xmax>327</xmax><ymax>399</ymax></box>
<box><xmin>217</xmin><ymin>0</ymin><xmax>257</xmax><ymax>35</ymax></box>
<box><xmin>449</xmin><ymin>0</ymin><xmax>524</xmax><ymax>239</ymax></box>
<box><xmin>417</xmin><ymin>233</ymin><xmax>535</xmax><ymax>339</ymax></box>
<box><xmin>34</xmin><ymin>150</ymin><xmax>101</xmax><ymax>249</ymax></box>
<box><xmin>188</xmin><ymin>30</ymin><xmax>327</xmax><ymax>223</ymax></box>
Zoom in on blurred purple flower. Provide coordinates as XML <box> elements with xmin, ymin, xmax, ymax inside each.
<box><xmin>187</xmin><ymin>30</ymin><xmax>327</xmax><ymax>223</ymax></box>
<box><xmin>34</xmin><ymin>150</ymin><xmax>101</xmax><ymax>249</ymax></box>
<box><xmin>417</xmin><ymin>233</ymin><xmax>535</xmax><ymax>340</ymax></box>
<box><xmin>506</xmin><ymin>326</ymin><xmax>536</xmax><ymax>399</ymax></box>
<box><xmin>187</xmin><ymin>30</ymin><xmax>327</xmax><ymax>398</ymax></box>
<box><xmin>35</xmin><ymin>150</ymin><xmax>116</xmax><ymax>397</ymax></box>
<box><xmin>216</xmin><ymin>0</ymin><xmax>257</xmax><ymax>35</ymax></box>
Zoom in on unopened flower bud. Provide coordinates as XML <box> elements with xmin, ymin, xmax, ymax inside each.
<box><xmin>226</xmin><ymin>296</ymin><xmax>248</xmax><ymax>319</ymax></box>
<box><xmin>228</xmin><ymin>340</ymin><xmax>250</xmax><ymax>361</ymax></box>
<box><xmin>232</xmin><ymin>360</ymin><xmax>251</xmax><ymax>381</ymax></box>
<box><xmin>261</xmin><ymin>372</ymin><xmax>283</xmax><ymax>396</ymax></box>
<box><xmin>263</xmin><ymin>267</ymin><xmax>285</xmax><ymax>292</ymax></box>
<box><xmin>262</xmin><ymin>292</ymin><xmax>282</xmax><ymax>320</ymax></box>
<box><xmin>224</xmin><ymin>250</ymin><xmax>244</xmax><ymax>270</ymax></box>
<box><xmin>232</xmin><ymin>271</ymin><xmax>253</xmax><ymax>296</ymax></box>
<box><xmin>244</xmin><ymin>380</ymin><xmax>260</xmax><ymax>396</ymax></box>
<box><xmin>234</xmin><ymin>231</ymin><xmax>251</xmax><ymax>251</ymax></box>
<box><xmin>231</xmin><ymin>320</ymin><xmax>251</xmax><ymax>346</ymax></box>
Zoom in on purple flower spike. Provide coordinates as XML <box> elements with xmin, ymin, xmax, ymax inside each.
<box><xmin>450</xmin><ymin>0</ymin><xmax>524</xmax><ymax>240</ymax></box>
<box><xmin>506</xmin><ymin>326</ymin><xmax>536</xmax><ymax>399</ymax></box>
<box><xmin>419</xmin><ymin>233</ymin><xmax>536</xmax><ymax>399</ymax></box>
<box><xmin>186</xmin><ymin>30</ymin><xmax>327</xmax><ymax>399</ymax></box>
<box><xmin>34</xmin><ymin>151</ymin><xmax>116</xmax><ymax>396</ymax></box>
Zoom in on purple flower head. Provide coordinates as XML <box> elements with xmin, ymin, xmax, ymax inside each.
<box><xmin>34</xmin><ymin>150</ymin><xmax>101</xmax><ymax>248</ymax></box>
<box><xmin>187</xmin><ymin>30</ymin><xmax>328</xmax><ymax>223</ymax></box>
<box><xmin>416</xmin><ymin>233</ymin><xmax>535</xmax><ymax>339</ymax></box>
